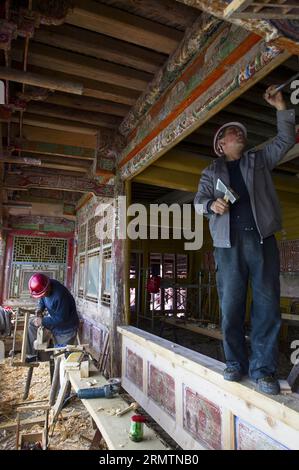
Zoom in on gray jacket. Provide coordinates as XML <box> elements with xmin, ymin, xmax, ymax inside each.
<box><xmin>194</xmin><ymin>110</ymin><xmax>297</xmax><ymax>248</ymax></box>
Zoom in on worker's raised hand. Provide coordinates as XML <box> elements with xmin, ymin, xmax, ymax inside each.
<box><xmin>264</xmin><ymin>85</ymin><xmax>286</xmax><ymax>111</ymax></box>
<box><xmin>211</xmin><ymin>198</ymin><xmax>229</xmax><ymax>215</ymax></box>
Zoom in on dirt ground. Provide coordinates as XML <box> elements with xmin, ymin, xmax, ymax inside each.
<box><xmin>0</xmin><ymin>358</ymin><xmax>102</xmax><ymax>450</ymax></box>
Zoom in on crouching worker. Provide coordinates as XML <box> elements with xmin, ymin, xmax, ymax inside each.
<box><xmin>26</xmin><ymin>273</ymin><xmax>79</xmax><ymax>362</ymax></box>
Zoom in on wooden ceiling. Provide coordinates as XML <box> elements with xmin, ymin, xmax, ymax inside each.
<box><xmin>2</xmin><ymin>0</ymin><xmax>200</xmax><ymax>213</ymax></box>
<box><xmin>1</xmin><ymin>1</ymin><xmax>298</xmax><ymax>216</ymax></box>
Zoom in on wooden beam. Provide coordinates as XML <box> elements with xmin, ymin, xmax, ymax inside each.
<box><xmin>154</xmin><ymin>149</ymin><xmax>211</xmax><ymax>174</ymax></box>
<box><xmin>27</xmin><ymin>103</ymin><xmax>122</xmax><ymax>129</ymax></box>
<box><xmin>231</xmin><ymin>12</ymin><xmax>299</xmax><ymax>19</ymax></box>
<box><xmin>224</xmin><ymin>0</ymin><xmax>254</xmax><ymax>18</ymax></box>
<box><xmin>66</xmin><ymin>0</ymin><xmax>182</xmax><ymax>54</ymax></box>
<box><xmin>16</xmin><ymin>126</ymin><xmax>97</xmax><ymax>149</ymax></box>
<box><xmin>4</xmin><ymin>173</ymin><xmax>115</xmax><ymax>197</ymax></box>
<box><xmin>12</xmin><ymin>42</ymin><xmax>152</xmax><ymax>92</ymax></box>
<box><xmin>1</xmin><ymin>157</ymin><xmax>88</xmax><ymax>173</ymax></box>
<box><xmin>134</xmin><ymin>166</ymin><xmax>199</xmax><ymax>192</ymax></box>
<box><xmin>0</xmin><ymin>66</ymin><xmax>83</xmax><ymax>95</ymax></box>
<box><xmin>25</xmin><ymin>65</ymin><xmax>139</xmax><ymax>106</ymax></box>
<box><xmin>11</xmin><ymin>114</ymin><xmax>99</xmax><ymax>135</ymax></box>
<box><xmin>45</xmin><ymin>92</ymin><xmax>129</xmax><ymax>117</ymax></box>
<box><xmin>35</xmin><ymin>25</ymin><xmax>165</xmax><ymax>74</ymax></box>
<box><xmin>15</xmin><ymin>140</ymin><xmax>95</xmax><ymax>160</ymax></box>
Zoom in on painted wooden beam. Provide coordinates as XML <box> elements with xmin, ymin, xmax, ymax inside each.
<box><xmin>0</xmin><ymin>66</ymin><xmax>83</xmax><ymax>95</ymax></box>
<box><xmin>45</xmin><ymin>92</ymin><xmax>129</xmax><ymax>117</ymax></box>
<box><xmin>12</xmin><ymin>42</ymin><xmax>152</xmax><ymax>92</ymax></box>
<box><xmin>66</xmin><ymin>0</ymin><xmax>182</xmax><ymax>54</ymax></box>
<box><xmin>35</xmin><ymin>25</ymin><xmax>165</xmax><ymax>74</ymax></box>
<box><xmin>26</xmin><ymin>103</ymin><xmax>122</xmax><ymax>129</ymax></box>
<box><xmin>4</xmin><ymin>173</ymin><xmax>115</xmax><ymax>197</ymax></box>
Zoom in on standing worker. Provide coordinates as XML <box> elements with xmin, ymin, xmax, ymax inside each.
<box><xmin>194</xmin><ymin>85</ymin><xmax>296</xmax><ymax>395</ymax></box>
<box><xmin>26</xmin><ymin>273</ymin><xmax>79</xmax><ymax>361</ymax></box>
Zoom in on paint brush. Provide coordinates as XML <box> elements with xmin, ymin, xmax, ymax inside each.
<box><xmin>268</xmin><ymin>71</ymin><xmax>299</xmax><ymax>96</ymax></box>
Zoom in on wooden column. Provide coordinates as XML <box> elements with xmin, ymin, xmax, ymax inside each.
<box><xmin>124</xmin><ymin>180</ymin><xmax>131</xmax><ymax>326</ymax></box>
<box><xmin>110</xmin><ymin>173</ymin><xmax>126</xmax><ymax>378</ymax></box>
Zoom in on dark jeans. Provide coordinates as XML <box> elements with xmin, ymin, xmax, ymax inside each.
<box><xmin>27</xmin><ymin>318</ymin><xmax>77</xmax><ymax>357</ymax></box>
<box><xmin>214</xmin><ymin>229</ymin><xmax>281</xmax><ymax>380</ymax></box>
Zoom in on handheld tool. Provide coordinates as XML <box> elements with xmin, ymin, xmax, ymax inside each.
<box><xmin>267</xmin><ymin>71</ymin><xmax>299</xmax><ymax>97</ymax></box>
<box><xmin>77</xmin><ymin>383</ymin><xmax>119</xmax><ymax>399</ymax></box>
<box><xmin>216</xmin><ymin>178</ymin><xmax>239</xmax><ymax>204</ymax></box>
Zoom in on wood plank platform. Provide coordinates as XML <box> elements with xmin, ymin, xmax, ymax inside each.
<box><xmin>68</xmin><ymin>370</ymin><xmax>170</xmax><ymax>450</ymax></box>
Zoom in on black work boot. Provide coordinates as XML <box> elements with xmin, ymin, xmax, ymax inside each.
<box><xmin>223</xmin><ymin>367</ymin><xmax>243</xmax><ymax>382</ymax></box>
<box><xmin>256</xmin><ymin>376</ymin><xmax>280</xmax><ymax>395</ymax></box>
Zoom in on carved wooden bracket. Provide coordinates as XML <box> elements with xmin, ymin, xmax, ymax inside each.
<box><xmin>93</xmin><ymin>129</ymin><xmax>126</xmax><ymax>177</ymax></box>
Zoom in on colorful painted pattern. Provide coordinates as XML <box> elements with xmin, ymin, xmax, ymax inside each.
<box><xmin>120</xmin><ymin>41</ymin><xmax>282</xmax><ymax>180</ymax></box>
<box><xmin>183</xmin><ymin>386</ymin><xmax>222</xmax><ymax>449</ymax></box>
<box><xmin>148</xmin><ymin>364</ymin><xmax>176</xmax><ymax>418</ymax></box>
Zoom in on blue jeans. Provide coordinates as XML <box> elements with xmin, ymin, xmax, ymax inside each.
<box><xmin>214</xmin><ymin>229</ymin><xmax>281</xmax><ymax>380</ymax></box>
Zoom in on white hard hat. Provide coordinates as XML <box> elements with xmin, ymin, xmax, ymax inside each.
<box><xmin>213</xmin><ymin>122</ymin><xmax>247</xmax><ymax>157</ymax></box>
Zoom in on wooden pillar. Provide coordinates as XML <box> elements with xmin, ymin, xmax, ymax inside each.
<box><xmin>110</xmin><ymin>173</ymin><xmax>126</xmax><ymax>378</ymax></box>
<box><xmin>124</xmin><ymin>180</ymin><xmax>131</xmax><ymax>326</ymax></box>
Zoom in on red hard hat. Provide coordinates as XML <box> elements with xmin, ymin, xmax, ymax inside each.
<box><xmin>28</xmin><ymin>273</ymin><xmax>50</xmax><ymax>298</ymax></box>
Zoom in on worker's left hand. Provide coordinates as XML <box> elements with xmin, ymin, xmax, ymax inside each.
<box><xmin>33</xmin><ymin>316</ymin><xmax>42</xmax><ymax>327</ymax></box>
<box><xmin>264</xmin><ymin>85</ymin><xmax>286</xmax><ymax>110</ymax></box>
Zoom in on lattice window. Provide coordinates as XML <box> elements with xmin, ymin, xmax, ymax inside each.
<box><xmin>78</xmin><ymin>255</ymin><xmax>85</xmax><ymax>298</ymax></box>
<box><xmin>87</xmin><ymin>216</ymin><xmax>100</xmax><ymax>251</ymax></box>
<box><xmin>78</xmin><ymin>223</ymin><xmax>87</xmax><ymax>253</ymax></box>
<box><xmin>102</xmin><ymin>245</ymin><xmax>112</xmax><ymax>306</ymax></box>
<box><xmin>13</xmin><ymin>236</ymin><xmax>67</xmax><ymax>263</ymax></box>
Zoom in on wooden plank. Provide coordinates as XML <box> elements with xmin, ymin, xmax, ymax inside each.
<box><xmin>0</xmin><ymin>66</ymin><xmax>83</xmax><ymax>95</ymax></box>
<box><xmin>224</xmin><ymin>0</ymin><xmax>254</xmax><ymax>18</ymax></box>
<box><xmin>45</xmin><ymin>93</ymin><xmax>129</xmax><ymax>117</ymax></box>
<box><xmin>27</xmin><ymin>103</ymin><xmax>122</xmax><ymax>129</ymax></box>
<box><xmin>12</xmin><ymin>42</ymin><xmax>152</xmax><ymax>92</ymax></box>
<box><xmin>2</xmin><ymin>157</ymin><xmax>88</xmax><ymax>173</ymax></box>
<box><xmin>35</xmin><ymin>25</ymin><xmax>165</xmax><ymax>74</ymax></box>
<box><xmin>11</xmin><ymin>114</ymin><xmax>99</xmax><ymax>135</ymax></box>
<box><xmin>19</xmin><ymin>126</ymin><xmax>97</xmax><ymax>148</ymax></box>
<box><xmin>68</xmin><ymin>370</ymin><xmax>169</xmax><ymax>450</ymax></box>
<box><xmin>119</xmin><ymin>327</ymin><xmax>299</xmax><ymax>449</ymax></box>
<box><xmin>163</xmin><ymin>318</ymin><xmax>223</xmax><ymax>340</ymax></box>
<box><xmin>0</xmin><ymin>416</ymin><xmax>45</xmax><ymax>431</ymax></box>
<box><xmin>20</xmin><ymin>311</ymin><xmax>29</xmax><ymax>363</ymax></box>
<box><xmin>231</xmin><ymin>12</ymin><xmax>299</xmax><ymax>19</ymax></box>
<box><xmin>66</xmin><ymin>0</ymin><xmax>182</xmax><ymax>55</ymax></box>
<box><xmin>94</xmin><ymin>0</ymin><xmax>198</xmax><ymax>30</ymax></box>
<box><xmin>17</xmin><ymin>140</ymin><xmax>95</xmax><ymax>160</ymax></box>
<box><xmin>134</xmin><ymin>166</ymin><xmax>199</xmax><ymax>192</ymax></box>
<box><xmin>26</xmin><ymin>65</ymin><xmax>139</xmax><ymax>106</ymax></box>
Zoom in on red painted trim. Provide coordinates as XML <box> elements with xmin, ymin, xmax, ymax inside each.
<box><xmin>66</xmin><ymin>238</ymin><xmax>74</xmax><ymax>290</ymax></box>
<box><xmin>6</xmin><ymin>229</ymin><xmax>74</xmax><ymax>239</ymax></box>
<box><xmin>118</xmin><ymin>33</ymin><xmax>261</xmax><ymax>169</ymax></box>
<box><xmin>2</xmin><ymin>233</ymin><xmax>14</xmax><ymax>303</ymax></box>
